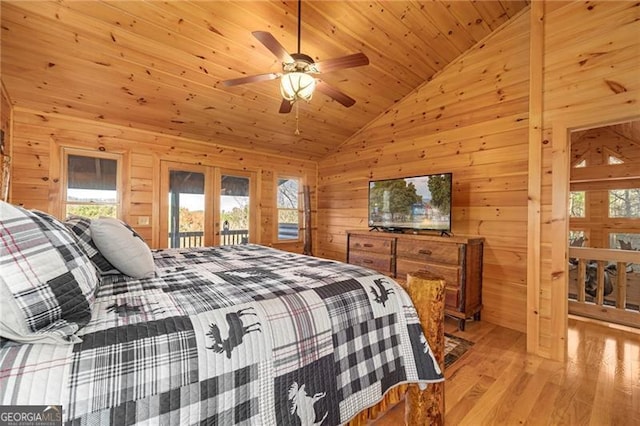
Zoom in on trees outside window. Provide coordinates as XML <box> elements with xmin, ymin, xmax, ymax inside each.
<box><xmin>570</xmin><ymin>191</ymin><xmax>585</xmax><ymax>218</ymax></box>
<box><xmin>277</xmin><ymin>178</ymin><xmax>300</xmax><ymax>240</ymax></box>
<box><xmin>609</xmin><ymin>189</ymin><xmax>640</xmax><ymax>218</ymax></box>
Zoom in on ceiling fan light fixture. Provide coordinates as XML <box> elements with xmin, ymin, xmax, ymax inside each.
<box><xmin>280</xmin><ymin>72</ymin><xmax>316</xmax><ymax>102</ymax></box>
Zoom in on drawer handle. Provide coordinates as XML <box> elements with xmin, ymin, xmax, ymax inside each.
<box><xmin>418</xmin><ymin>249</ymin><xmax>432</xmax><ymax>256</ymax></box>
<box><xmin>363</xmin><ymin>243</ymin><xmax>374</xmax><ymax>248</ymax></box>
<box><xmin>362</xmin><ymin>259</ymin><xmax>373</xmax><ymax>264</ymax></box>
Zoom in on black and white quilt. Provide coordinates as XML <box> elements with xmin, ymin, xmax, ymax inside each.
<box><xmin>0</xmin><ymin>244</ymin><xmax>443</xmax><ymax>425</ymax></box>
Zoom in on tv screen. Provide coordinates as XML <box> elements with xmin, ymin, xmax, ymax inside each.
<box><xmin>368</xmin><ymin>173</ymin><xmax>452</xmax><ymax>232</ymax></box>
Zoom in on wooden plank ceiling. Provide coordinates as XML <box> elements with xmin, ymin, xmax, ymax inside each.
<box><xmin>0</xmin><ymin>1</ymin><xmax>529</xmax><ymax>161</ymax></box>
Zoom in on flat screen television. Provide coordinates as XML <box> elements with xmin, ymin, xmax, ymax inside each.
<box><xmin>368</xmin><ymin>173</ymin><xmax>452</xmax><ymax>233</ymax></box>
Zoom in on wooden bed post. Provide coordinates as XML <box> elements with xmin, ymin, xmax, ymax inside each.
<box><xmin>405</xmin><ymin>271</ymin><xmax>446</xmax><ymax>425</ymax></box>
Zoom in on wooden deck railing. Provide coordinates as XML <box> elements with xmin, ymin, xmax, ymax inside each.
<box><xmin>168</xmin><ymin>223</ymin><xmax>298</xmax><ymax>248</ymax></box>
<box><xmin>168</xmin><ymin>230</ymin><xmax>250</xmax><ymax>247</ymax></box>
<box><xmin>220</xmin><ymin>229</ymin><xmax>249</xmax><ymax>245</ymax></box>
<box><xmin>169</xmin><ymin>231</ymin><xmax>204</xmax><ymax>248</ymax></box>
<box><xmin>568</xmin><ymin>247</ymin><xmax>639</xmax><ymax>328</ymax></box>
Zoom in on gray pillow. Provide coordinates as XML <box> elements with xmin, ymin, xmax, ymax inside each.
<box><xmin>89</xmin><ymin>217</ymin><xmax>155</xmax><ymax>279</ymax></box>
<box><xmin>64</xmin><ymin>215</ymin><xmax>120</xmax><ymax>275</ymax></box>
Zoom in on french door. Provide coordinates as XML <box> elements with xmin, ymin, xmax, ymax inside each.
<box><xmin>159</xmin><ymin>161</ymin><xmax>256</xmax><ymax>248</ymax></box>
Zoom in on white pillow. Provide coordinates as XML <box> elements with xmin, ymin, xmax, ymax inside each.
<box><xmin>89</xmin><ymin>218</ymin><xmax>155</xmax><ymax>279</ymax></box>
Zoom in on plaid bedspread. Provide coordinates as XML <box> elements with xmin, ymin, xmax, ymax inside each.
<box><xmin>1</xmin><ymin>244</ymin><xmax>443</xmax><ymax>425</ymax></box>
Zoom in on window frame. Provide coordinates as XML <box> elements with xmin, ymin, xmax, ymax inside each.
<box><xmin>607</xmin><ymin>187</ymin><xmax>640</xmax><ymax>219</ymax></box>
<box><xmin>275</xmin><ymin>175</ymin><xmax>302</xmax><ymax>242</ymax></box>
<box><xmin>61</xmin><ymin>147</ymin><xmax>123</xmax><ymax>219</ymax></box>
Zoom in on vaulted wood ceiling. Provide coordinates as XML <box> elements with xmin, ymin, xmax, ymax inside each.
<box><xmin>1</xmin><ymin>1</ymin><xmax>529</xmax><ymax>160</ymax></box>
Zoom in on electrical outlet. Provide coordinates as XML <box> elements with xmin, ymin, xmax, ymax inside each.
<box><xmin>138</xmin><ymin>216</ymin><xmax>150</xmax><ymax>226</ymax></box>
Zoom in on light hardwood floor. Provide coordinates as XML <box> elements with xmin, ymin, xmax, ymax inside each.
<box><xmin>372</xmin><ymin>316</ymin><xmax>640</xmax><ymax>425</ymax></box>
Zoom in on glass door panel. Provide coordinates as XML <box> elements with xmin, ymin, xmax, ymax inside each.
<box><xmin>160</xmin><ymin>163</ymin><xmax>254</xmax><ymax>248</ymax></box>
<box><xmin>168</xmin><ymin>170</ymin><xmax>205</xmax><ymax>248</ymax></box>
<box><xmin>219</xmin><ymin>173</ymin><xmax>250</xmax><ymax>245</ymax></box>
<box><xmin>160</xmin><ymin>162</ymin><xmax>211</xmax><ymax>249</ymax></box>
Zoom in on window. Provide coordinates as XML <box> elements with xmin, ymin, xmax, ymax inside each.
<box><xmin>569</xmin><ymin>230</ymin><xmax>586</xmax><ymax>247</ymax></box>
<box><xmin>608</xmin><ymin>232</ymin><xmax>640</xmax><ymax>250</ymax></box>
<box><xmin>569</xmin><ymin>191</ymin><xmax>586</xmax><ymax>218</ymax></box>
<box><xmin>64</xmin><ymin>150</ymin><xmax>120</xmax><ymax>219</ymax></box>
<box><xmin>220</xmin><ymin>173</ymin><xmax>251</xmax><ymax>246</ymax></box>
<box><xmin>609</xmin><ymin>188</ymin><xmax>640</xmax><ymax>218</ymax></box>
<box><xmin>277</xmin><ymin>177</ymin><xmax>300</xmax><ymax>240</ymax></box>
<box><xmin>608</xmin><ymin>155</ymin><xmax>623</xmax><ymax>165</ymax></box>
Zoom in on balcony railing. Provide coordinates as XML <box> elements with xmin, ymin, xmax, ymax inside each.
<box><xmin>169</xmin><ymin>231</ymin><xmax>204</xmax><ymax>248</ymax></box>
<box><xmin>568</xmin><ymin>246</ymin><xmax>639</xmax><ymax>328</ymax></box>
<box><xmin>220</xmin><ymin>229</ymin><xmax>249</xmax><ymax>245</ymax></box>
<box><xmin>168</xmin><ymin>229</ymin><xmax>249</xmax><ymax>248</ymax></box>
<box><xmin>168</xmin><ymin>224</ymin><xmax>300</xmax><ymax>248</ymax></box>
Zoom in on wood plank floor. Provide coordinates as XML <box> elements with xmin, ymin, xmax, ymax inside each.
<box><xmin>371</xmin><ymin>316</ymin><xmax>640</xmax><ymax>425</ymax></box>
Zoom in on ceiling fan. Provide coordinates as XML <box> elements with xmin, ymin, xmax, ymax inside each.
<box><xmin>222</xmin><ymin>0</ymin><xmax>369</xmax><ymax>114</ymax></box>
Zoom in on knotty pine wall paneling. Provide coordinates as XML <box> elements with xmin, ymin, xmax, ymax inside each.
<box><xmin>1</xmin><ymin>82</ymin><xmax>12</xmax><ymax>202</ymax></box>
<box><xmin>9</xmin><ymin>108</ymin><xmax>317</xmax><ymax>252</ymax></box>
<box><xmin>317</xmin><ymin>10</ymin><xmax>531</xmax><ymax>332</ymax></box>
<box><xmin>535</xmin><ymin>1</ymin><xmax>640</xmax><ymax>360</ymax></box>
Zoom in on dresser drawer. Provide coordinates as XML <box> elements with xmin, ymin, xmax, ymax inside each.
<box><xmin>396</xmin><ymin>259</ymin><xmax>460</xmax><ymax>287</ymax></box>
<box><xmin>396</xmin><ymin>239</ymin><xmax>460</xmax><ymax>265</ymax></box>
<box><xmin>349</xmin><ymin>235</ymin><xmax>394</xmax><ymax>255</ymax></box>
<box><xmin>349</xmin><ymin>251</ymin><xmax>393</xmax><ymax>274</ymax></box>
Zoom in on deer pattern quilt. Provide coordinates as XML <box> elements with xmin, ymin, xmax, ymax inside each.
<box><xmin>0</xmin><ymin>244</ymin><xmax>443</xmax><ymax>425</ymax></box>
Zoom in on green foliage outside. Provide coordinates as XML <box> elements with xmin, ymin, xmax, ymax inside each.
<box><xmin>175</xmin><ymin>206</ymin><xmax>250</xmax><ymax>232</ymax></box>
<box><xmin>177</xmin><ymin>208</ymin><xmax>204</xmax><ymax>232</ymax></box>
<box><xmin>221</xmin><ymin>206</ymin><xmax>249</xmax><ymax>230</ymax></box>
<box><xmin>370</xmin><ymin>179</ymin><xmax>421</xmax><ymax>221</ymax></box>
<box><xmin>278</xmin><ymin>208</ymin><xmax>299</xmax><ymax>225</ymax></box>
<box><xmin>428</xmin><ymin>174</ymin><xmax>451</xmax><ymax>215</ymax></box>
<box><xmin>66</xmin><ymin>204</ymin><xmax>117</xmax><ymax>219</ymax></box>
<box><xmin>570</xmin><ymin>191</ymin><xmax>585</xmax><ymax>217</ymax></box>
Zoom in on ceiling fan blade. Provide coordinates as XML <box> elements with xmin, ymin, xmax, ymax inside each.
<box><xmin>314</xmin><ymin>52</ymin><xmax>369</xmax><ymax>73</ymax></box>
<box><xmin>222</xmin><ymin>72</ymin><xmax>280</xmax><ymax>87</ymax></box>
<box><xmin>315</xmin><ymin>81</ymin><xmax>356</xmax><ymax>108</ymax></box>
<box><xmin>252</xmin><ymin>31</ymin><xmax>294</xmax><ymax>64</ymax></box>
<box><xmin>279</xmin><ymin>99</ymin><xmax>293</xmax><ymax>114</ymax></box>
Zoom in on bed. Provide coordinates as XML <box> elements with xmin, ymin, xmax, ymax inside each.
<box><xmin>0</xmin><ymin>202</ymin><xmax>444</xmax><ymax>425</ymax></box>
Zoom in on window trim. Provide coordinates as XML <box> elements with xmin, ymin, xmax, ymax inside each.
<box><xmin>61</xmin><ymin>147</ymin><xmax>123</xmax><ymax>219</ymax></box>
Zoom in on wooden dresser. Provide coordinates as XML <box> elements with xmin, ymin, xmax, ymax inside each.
<box><xmin>346</xmin><ymin>230</ymin><xmax>484</xmax><ymax>330</ymax></box>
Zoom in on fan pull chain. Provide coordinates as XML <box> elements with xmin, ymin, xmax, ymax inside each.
<box><xmin>294</xmin><ymin>102</ymin><xmax>301</xmax><ymax>135</ymax></box>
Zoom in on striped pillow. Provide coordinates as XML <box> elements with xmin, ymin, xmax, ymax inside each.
<box><xmin>0</xmin><ymin>202</ymin><xmax>99</xmax><ymax>344</ymax></box>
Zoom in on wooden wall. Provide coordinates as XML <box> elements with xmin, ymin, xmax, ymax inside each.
<box><xmin>569</xmin><ymin>124</ymin><xmax>640</xmax><ymax>249</ymax></box>
<box><xmin>3</xmin><ymin>1</ymin><xmax>638</xmax><ymax>359</ymax></box>
<box><xmin>1</xmin><ymin>83</ymin><xmax>11</xmax><ymax>189</ymax></box>
<box><xmin>317</xmin><ymin>1</ymin><xmax>639</xmax><ymax>344</ymax></box>
<box><xmin>317</xmin><ymin>10</ymin><xmax>531</xmax><ymax>332</ymax></box>
<box><xmin>8</xmin><ymin>107</ymin><xmax>318</xmax><ymax>252</ymax></box>
<box><xmin>532</xmin><ymin>1</ymin><xmax>640</xmax><ymax>359</ymax></box>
